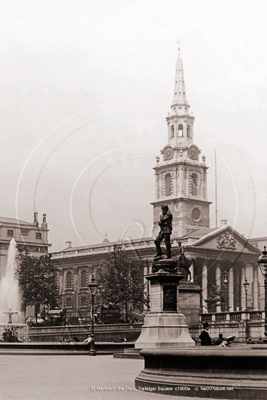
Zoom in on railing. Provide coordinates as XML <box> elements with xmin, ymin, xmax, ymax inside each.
<box><xmin>200</xmin><ymin>310</ymin><xmax>263</xmax><ymax>323</ymax></box>
<box><xmin>230</xmin><ymin>312</ymin><xmax>241</xmax><ymax>321</ymax></box>
<box><xmin>215</xmin><ymin>313</ymin><xmax>226</xmax><ymax>322</ymax></box>
<box><xmin>249</xmin><ymin>311</ymin><xmax>262</xmax><ymax>320</ymax></box>
<box><xmin>201</xmin><ymin>314</ymin><xmax>212</xmax><ymax>322</ymax></box>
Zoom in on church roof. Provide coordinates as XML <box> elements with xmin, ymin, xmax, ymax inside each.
<box><xmin>181</xmin><ymin>227</ymin><xmax>218</xmax><ymax>240</ymax></box>
<box><xmin>187</xmin><ymin>225</ymin><xmax>261</xmax><ymax>254</ymax></box>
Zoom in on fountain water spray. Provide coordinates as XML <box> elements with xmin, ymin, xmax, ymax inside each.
<box><xmin>0</xmin><ymin>238</ymin><xmax>21</xmax><ymax>324</ymax></box>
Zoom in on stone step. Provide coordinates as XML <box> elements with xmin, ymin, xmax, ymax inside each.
<box><xmin>113</xmin><ymin>352</ymin><xmax>143</xmax><ymax>359</ymax></box>
<box><xmin>123</xmin><ymin>348</ymin><xmax>141</xmax><ymax>353</ymax></box>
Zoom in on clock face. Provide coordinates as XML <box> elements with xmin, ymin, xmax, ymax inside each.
<box><xmin>188</xmin><ymin>145</ymin><xmax>199</xmax><ymax>160</ymax></box>
<box><xmin>192</xmin><ymin>207</ymin><xmax>201</xmax><ymax>222</ymax></box>
<box><xmin>163</xmin><ymin>146</ymin><xmax>174</xmax><ymax>161</ymax></box>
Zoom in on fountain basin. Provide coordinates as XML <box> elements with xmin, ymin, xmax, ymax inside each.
<box><xmin>135</xmin><ymin>347</ymin><xmax>267</xmax><ymax>399</ymax></box>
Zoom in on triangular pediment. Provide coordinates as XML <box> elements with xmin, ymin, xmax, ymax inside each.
<box><xmin>188</xmin><ymin>226</ymin><xmax>261</xmax><ymax>254</ymax></box>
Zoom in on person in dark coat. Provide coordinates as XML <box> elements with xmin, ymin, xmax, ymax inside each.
<box><xmin>199</xmin><ymin>322</ymin><xmax>212</xmax><ymax>346</ymax></box>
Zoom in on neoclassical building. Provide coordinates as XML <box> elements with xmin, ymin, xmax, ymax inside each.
<box><xmin>0</xmin><ymin>212</ymin><xmax>50</xmax><ymax>319</ymax></box>
<box><xmin>0</xmin><ymin>212</ymin><xmax>50</xmax><ymax>278</ymax></box>
<box><xmin>52</xmin><ymin>47</ymin><xmax>262</xmax><ymax>324</ymax></box>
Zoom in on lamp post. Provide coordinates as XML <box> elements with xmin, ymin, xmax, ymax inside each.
<box><xmin>257</xmin><ymin>246</ymin><xmax>267</xmax><ymax>343</ymax></box>
<box><xmin>88</xmin><ymin>275</ymin><xmax>98</xmax><ymax>356</ymax></box>
<box><xmin>243</xmin><ymin>278</ymin><xmax>250</xmax><ymax>311</ymax></box>
<box><xmin>223</xmin><ymin>271</ymin><xmax>228</xmax><ymax>312</ymax></box>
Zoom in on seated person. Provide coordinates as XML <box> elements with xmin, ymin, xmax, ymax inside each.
<box><xmin>215</xmin><ymin>333</ymin><xmax>225</xmax><ymax>346</ymax></box>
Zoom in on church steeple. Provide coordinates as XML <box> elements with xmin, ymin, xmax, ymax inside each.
<box><xmin>172</xmin><ymin>42</ymin><xmax>189</xmax><ymax>108</ymax></box>
<box><xmin>166</xmin><ymin>44</ymin><xmax>195</xmax><ymax>149</ymax></box>
<box><xmin>151</xmin><ymin>44</ymin><xmax>211</xmax><ymax>238</ymax></box>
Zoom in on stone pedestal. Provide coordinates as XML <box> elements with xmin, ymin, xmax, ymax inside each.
<box><xmin>135</xmin><ymin>259</ymin><xmax>195</xmax><ymax>349</ymax></box>
<box><xmin>179</xmin><ymin>281</ymin><xmax>201</xmax><ymax>341</ymax></box>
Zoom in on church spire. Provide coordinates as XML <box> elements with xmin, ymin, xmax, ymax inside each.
<box><xmin>172</xmin><ymin>41</ymin><xmax>189</xmax><ymax>108</ymax></box>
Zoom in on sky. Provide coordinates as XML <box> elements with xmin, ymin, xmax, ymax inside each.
<box><xmin>0</xmin><ymin>0</ymin><xmax>267</xmax><ymax>251</ymax></box>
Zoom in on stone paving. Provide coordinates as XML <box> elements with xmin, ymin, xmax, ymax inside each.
<box><xmin>0</xmin><ymin>354</ymin><xmax>220</xmax><ymax>400</ymax></box>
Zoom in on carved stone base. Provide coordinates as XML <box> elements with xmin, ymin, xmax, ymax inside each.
<box><xmin>134</xmin><ymin>312</ymin><xmax>195</xmax><ymax>349</ymax></box>
<box><xmin>135</xmin><ymin>268</ymin><xmax>195</xmax><ymax>349</ymax></box>
<box><xmin>152</xmin><ymin>258</ymin><xmax>177</xmax><ymax>273</ymax></box>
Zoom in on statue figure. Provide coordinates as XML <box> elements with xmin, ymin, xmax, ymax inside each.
<box><xmin>3</xmin><ymin>309</ymin><xmax>18</xmax><ymax>324</ymax></box>
<box><xmin>154</xmin><ymin>205</ymin><xmax>173</xmax><ymax>259</ymax></box>
<box><xmin>177</xmin><ymin>242</ymin><xmax>194</xmax><ymax>282</ymax></box>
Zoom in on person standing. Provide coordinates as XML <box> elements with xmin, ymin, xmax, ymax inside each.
<box><xmin>199</xmin><ymin>322</ymin><xmax>212</xmax><ymax>346</ymax></box>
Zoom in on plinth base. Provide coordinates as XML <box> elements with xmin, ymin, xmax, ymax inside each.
<box><xmin>135</xmin><ymin>312</ymin><xmax>195</xmax><ymax>349</ymax></box>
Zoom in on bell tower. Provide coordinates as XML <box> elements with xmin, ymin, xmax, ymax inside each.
<box><xmin>152</xmin><ymin>44</ymin><xmax>211</xmax><ymax>238</ymax></box>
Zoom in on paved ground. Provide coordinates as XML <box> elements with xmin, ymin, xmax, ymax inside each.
<box><xmin>0</xmin><ymin>355</ymin><xmax>220</xmax><ymax>400</ymax></box>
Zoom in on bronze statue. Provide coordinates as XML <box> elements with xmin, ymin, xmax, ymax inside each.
<box><xmin>154</xmin><ymin>205</ymin><xmax>173</xmax><ymax>259</ymax></box>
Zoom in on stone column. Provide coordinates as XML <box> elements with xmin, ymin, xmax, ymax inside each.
<box><xmin>155</xmin><ymin>172</ymin><xmax>158</xmax><ymax>200</ymax></box>
<box><xmin>216</xmin><ymin>265</ymin><xmax>221</xmax><ymax>312</ymax></box>
<box><xmin>253</xmin><ymin>264</ymin><xmax>259</xmax><ymax>310</ymax></box>
<box><xmin>202</xmin><ymin>262</ymin><xmax>208</xmax><ymax>313</ymax></box>
<box><xmin>186</xmin><ymin>169</ymin><xmax>190</xmax><ymax>197</ymax></box>
<box><xmin>173</xmin><ymin>168</ymin><xmax>177</xmax><ymax>196</ymax></box>
<box><xmin>58</xmin><ymin>269</ymin><xmax>64</xmax><ymax>296</ymax></box>
<box><xmin>189</xmin><ymin>261</ymin><xmax>194</xmax><ymax>283</ymax></box>
<box><xmin>179</xmin><ymin>167</ymin><xmax>183</xmax><ymax>197</ymax></box>
<box><xmin>228</xmin><ymin>267</ymin><xmax>234</xmax><ymax>312</ymax></box>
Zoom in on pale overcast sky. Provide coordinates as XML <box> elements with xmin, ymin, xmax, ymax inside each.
<box><xmin>0</xmin><ymin>0</ymin><xmax>267</xmax><ymax>250</ymax></box>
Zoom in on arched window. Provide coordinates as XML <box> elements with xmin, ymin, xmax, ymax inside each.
<box><xmin>81</xmin><ymin>270</ymin><xmax>87</xmax><ymax>287</ymax></box>
<box><xmin>165</xmin><ymin>174</ymin><xmax>172</xmax><ymax>196</ymax></box>
<box><xmin>178</xmin><ymin>124</ymin><xmax>183</xmax><ymax>137</ymax></box>
<box><xmin>66</xmin><ymin>271</ymin><xmax>72</xmax><ymax>288</ymax></box>
<box><xmin>187</xmin><ymin>125</ymin><xmax>191</xmax><ymax>137</ymax></box>
<box><xmin>170</xmin><ymin>125</ymin><xmax>174</xmax><ymax>138</ymax></box>
<box><xmin>66</xmin><ymin>297</ymin><xmax>72</xmax><ymax>307</ymax></box>
<box><xmin>80</xmin><ymin>296</ymin><xmax>87</xmax><ymax>307</ymax></box>
<box><xmin>191</xmin><ymin>173</ymin><xmax>198</xmax><ymax>196</ymax></box>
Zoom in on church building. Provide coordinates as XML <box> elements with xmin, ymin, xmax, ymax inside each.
<box><xmin>52</xmin><ymin>46</ymin><xmax>263</xmax><ymax>331</ymax></box>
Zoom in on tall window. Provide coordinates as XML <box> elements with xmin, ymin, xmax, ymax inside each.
<box><xmin>80</xmin><ymin>297</ymin><xmax>87</xmax><ymax>307</ymax></box>
<box><xmin>80</xmin><ymin>270</ymin><xmax>87</xmax><ymax>287</ymax></box>
<box><xmin>66</xmin><ymin>271</ymin><xmax>72</xmax><ymax>288</ymax></box>
<box><xmin>178</xmin><ymin>124</ymin><xmax>183</xmax><ymax>137</ymax></box>
<box><xmin>170</xmin><ymin>125</ymin><xmax>174</xmax><ymax>138</ymax></box>
<box><xmin>191</xmin><ymin>173</ymin><xmax>198</xmax><ymax>196</ymax></box>
<box><xmin>187</xmin><ymin>125</ymin><xmax>191</xmax><ymax>137</ymax></box>
<box><xmin>66</xmin><ymin>297</ymin><xmax>72</xmax><ymax>307</ymax></box>
<box><xmin>165</xmin><ymin>174</ymin><xmax>172</xmax><ymax>196</ymax></box>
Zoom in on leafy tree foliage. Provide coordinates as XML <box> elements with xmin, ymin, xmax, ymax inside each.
<box><xmin>98</xmin><ymin>246</ymin><xmax>149</xmax><ymax>322</ymax></box>
<box><xmin>205</xmin><ymin>283</ymin><xmax>226</xmax><ymax>311</ymax></box>
<box><xmin>17</xmin><ymin>250</ymin><xmax>59</xmax><ymax>323</ymax></box>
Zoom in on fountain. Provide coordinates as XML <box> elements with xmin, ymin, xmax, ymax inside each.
<box><xmin>0</xmin><ymin>238</ymin><xmax>27</xmax><ymax>342</ymax></box>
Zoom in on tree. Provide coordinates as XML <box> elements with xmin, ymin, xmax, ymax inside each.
<box><xmin>98</xmin><ymin>246</ymin><xmax>149</xmax><ymax>322</ymax></box>
<box><xmin>17</xmin><ymin>250</ymin><xmax>59</xmax><ymax>323</ymax></box>
<box><xmin>204</xmin><ymin>283</ymin><xmax>226</xmax><ymax>311</ymax></box>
